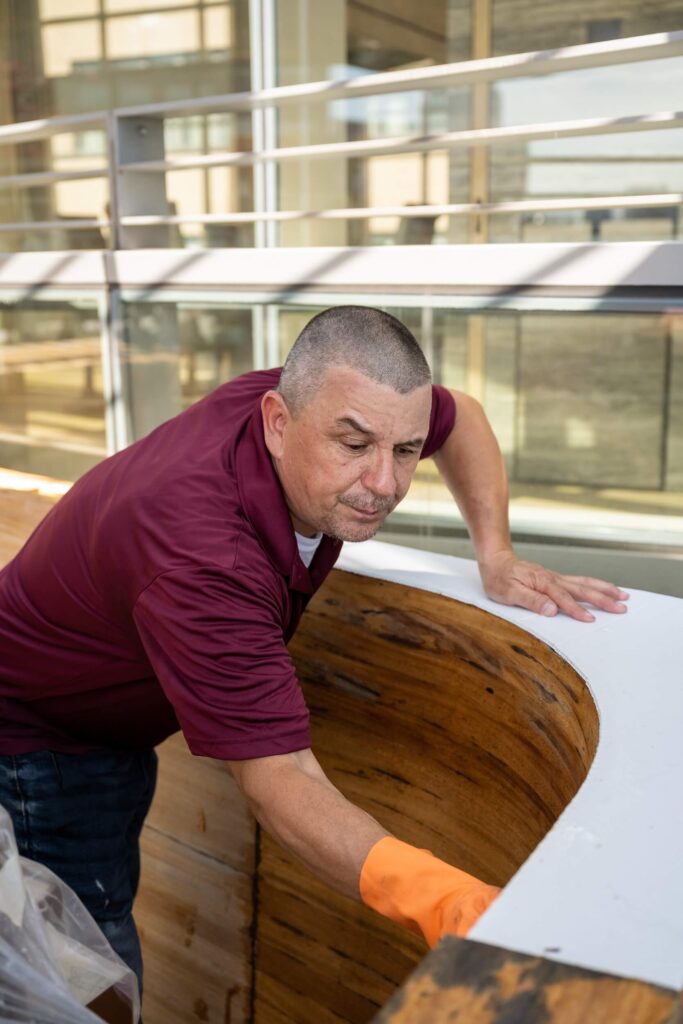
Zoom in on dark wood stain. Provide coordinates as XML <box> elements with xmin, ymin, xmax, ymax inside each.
<box><xmin>373</xmin><ymin>937</ymin><xmax>681</xmax><ymax>1024</ymax></box>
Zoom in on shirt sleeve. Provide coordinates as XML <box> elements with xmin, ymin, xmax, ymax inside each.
<box><xmin>132</xmin><ymin>565</ymin><xmax>311</xmax><ymax>760</ymax></box>
<box><xmin>420</xmin><ymin>384</ymin><xmax>456</xmax><ymax>459</ymax></box>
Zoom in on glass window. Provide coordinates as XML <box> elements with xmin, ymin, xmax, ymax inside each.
<box><xmin>1</xmin><ymin>3</ymin><xmax>251</xmax><ymax>123</ymax></box>
<box><xmin>105</xmin><ymin>0</ymin><xmax>191</xmax><ymax>11</ymax></box>
<box><xmin>270</xmin><ymin>299</ymin><xmax>683</xmax><ymax>542</ymax></box>
<box><xmin>492</xmin><ymin>0</ymin><xmax>683</xmax><ymax>56</ymax></box>
<box><xmin>39</xmin><ymin>0</ymin><xmax>98</xmax><ymax>19</ymax></box>
<box><xmin>0</xmin><ymin>298</ymin><xmax>106</xmax><ymax>481</ymax></box>
<box><xmin>3</xmin><ymin>292</ymin><xmax>680</xmax><ymax>553</ymax></box>
<box><xmin>403</xmin><ymin>307</ymin><xmax>683</xmax><ymax>542</ymax></box>
<box><xmin>106</xmin><ymin>11</ymin><xmax>201</xmax><ymax>61</ymax></box>
<box><xmin>119</xmin><ymin>300</ymin><xmax>254</xmax><ymax>441</ymax></box>
<box><xmin>42</xmin><ymin>19</ymin><xmax>102</xmax><ymax>77</ymax></box>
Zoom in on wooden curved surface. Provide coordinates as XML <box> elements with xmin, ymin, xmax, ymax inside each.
<box><xmin>255</xmin><ymin>567</ymin><xmax>598</xmax><ymax>1023</ymax></box>
<box><xmin>336</xmin><ymin>541</ymin><xmax>683</xmax><ymax>1004</ymax></box>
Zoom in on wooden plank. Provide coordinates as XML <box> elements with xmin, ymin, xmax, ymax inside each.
<box><xmin>145</xmin><ymin>733</ymin><xmax>254</xmax><ymax>874</ymax></box>
<box><xmin>254</xmin><ymin>569</ymin><xmax>598</xmax><ymax>1024</ymax></box>
<box><xmin>255</xmin><ymin>836</ymin><xmax>422</xmax><ymax>1024</ymax></box>
<box><xmin>373</xmin><ymin>936</ymin><xmax>681</xmax><ymax>1023</ymax></box>
<box><xmin>137</xmin><ymin>828</ymin><xmax>253</xmax><ymax>1024</ymax></box>
<box><xmin>137</xmin><ymin>735</ymin><xmax>257</xmax><ymax>1022</ymax></box>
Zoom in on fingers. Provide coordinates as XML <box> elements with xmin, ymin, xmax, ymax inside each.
<box><xmin>503</xmin><ymin>571</ymin><xmax>629</xmax><ymax>623</ymax></box>
<box><xmin>558</xmin><ymin>578</ymin><xmax>629</xmax><ymax>615</ymax></box>
<box><xmin>482</xmin><ymin>558</ymin><xmax>631</xmax><ymax>623</ymax></box>
<box><xmin>559</xmin><ymin>575</ymin><xmax>630</xmax><ymax>602</ymax></box>
<box><xmin>537</xmin><ymin>578</ymin><xmax>598</xmax><ymax>623</ymax></box>
<box><xmin>502</xmin><ymin>581</ymin><xmax>561</xmax><ymax>618</ymax></box>
<box><xmin>508</xmin><ymin>577</ymin><xmax>595</xmax><ymax>622</ymax></box>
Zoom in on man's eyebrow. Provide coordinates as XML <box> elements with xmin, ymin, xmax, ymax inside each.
<box><xmin>335</xmin><ymin>416</ymin><xmax>425</xmax><ymax>447</ymax></box>
<box><xmin>335</xmin><ymin>416</ymin><xmax>373</xmax><ymax>435</ymax></box>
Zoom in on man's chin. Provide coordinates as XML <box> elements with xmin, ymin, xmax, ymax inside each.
<box><xmin>338</xmin><ymin>525</ymin><xmax>382</xmax><ymax>542</ymax></box>
<box><xmin>327</xmin><ymin>518</ymin><xmax>385</xmax><ymax>543</ymax></box>
<box><xmin>317</xmin><ymin>505</ymin><xmax>393</xmax><ymax>542</ymax></box>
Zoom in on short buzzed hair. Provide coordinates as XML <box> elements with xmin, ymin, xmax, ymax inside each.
<box><xmin>278</xmin><ymin>305</ymin><xmax>431</xmax><ymax>416</ymax></box>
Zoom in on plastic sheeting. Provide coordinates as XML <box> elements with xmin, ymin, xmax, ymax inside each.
<box><xmin>0</xmin><ymin>805</ymin><xmax>139</xmax><ymax>1023</ymax></box>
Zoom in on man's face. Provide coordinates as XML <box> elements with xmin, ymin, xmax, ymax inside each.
<box><xmin>262</xmin><ymin>366</ymin><xmax>432</xmax><ymax>542</ymax></box>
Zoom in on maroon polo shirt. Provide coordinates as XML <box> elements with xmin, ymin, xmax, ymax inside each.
<box><xmin>0</xmin><ymin>369</ymin><xmax>455</xmax><ymax>759</ymax></box>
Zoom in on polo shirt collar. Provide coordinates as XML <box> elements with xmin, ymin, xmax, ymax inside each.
<box><xmin>235</xmin><ymin>405</ymin><xmax>342</xmax><ymax>593</ymax></box>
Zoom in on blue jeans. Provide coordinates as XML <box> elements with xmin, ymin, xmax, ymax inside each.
<box><xmin>0</xmin><ymin>747</ymin><xmax>157</xmax><ymax>999</ymax></box>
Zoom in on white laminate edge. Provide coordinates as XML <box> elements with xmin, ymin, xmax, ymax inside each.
<box><xmin>337</xmin><ymin>540</ymin><xmax>683</xmax><ymax>991</ymax></box>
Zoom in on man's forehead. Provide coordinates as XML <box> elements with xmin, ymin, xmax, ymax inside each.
<box><xmin>330</xmin><ymin>393</ymin><xmax>431</xmax><ymax>436</ymax></box>
<box><xmin>305</xmin><ymin>366</ymin><xmax>431</xmax><ymax>431</ymax></box>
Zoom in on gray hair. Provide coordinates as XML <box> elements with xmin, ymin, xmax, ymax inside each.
<box><xmin>278</xmin><ymin>305</ymin><xmax>431</xmax><ymax>416</ymax></box>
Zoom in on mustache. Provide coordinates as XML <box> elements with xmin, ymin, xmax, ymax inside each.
<box><xmin>339</xmin><ymin>493</ymin><xmax>395</xmax><ymax>514</ymax></box>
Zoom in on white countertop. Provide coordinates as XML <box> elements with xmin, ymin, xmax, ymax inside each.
<box><xmin>338</xmin><ymin>540</ymin><xmax>683</xmax><ymax>991</ymax></box>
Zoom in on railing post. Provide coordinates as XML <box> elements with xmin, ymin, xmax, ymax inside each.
<box><xmin>112</xmin><ymin>115</ymin><xmax>173</xmax><ymax>249</ymax></box>
<box><xmin>105</xmin><ymin>112</ymin><xmax>121</xmax><ymax>251</ymax></box>
<box><xmin>249</xmin><ymin>0</ymin><xmax>279</xmax><ymax>249</ymax></box>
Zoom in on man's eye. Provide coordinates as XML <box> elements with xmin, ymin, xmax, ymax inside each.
<box><xmin>344</xmin><ymin>442</ymin><xmax>367</xmax><ymax>452</ymax></box>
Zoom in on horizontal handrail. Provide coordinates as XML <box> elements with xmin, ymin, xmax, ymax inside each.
<box><xmin>2</xmin><ymin>192</ymin><xmax>677</xmax><ymax>235</ymax></box>
<box><xmin>0</xmin><ymin>112</ymin><xmax>106</xmax><ymax>147</ymax></box>
<box><xmin>113</xmin><ymin>30</ymin><xmax>683</xmax><ymax>118</ymax></box>
<box><xmin>119</xmin><ymin>192</ymin><xmax>683</xmax><ymax>226</ymax></box>
<box><xmin>119</xmin><ymin>110</ymin><xmax>683</xmax><ymax>172</ymax></box>
<box><xmin>0</xmin><ymin>30</ymin><xmax>681</xmax><ymax>149</ymax></box>
<box><xmin>0</xmin><ymin>169</ymin><xmax>107</xmax><ymax>191</ymax></box>
<box><xmin>0</xmin><ymin>218</ymin><xmax>109</xmax><ymax>234</ymax></box>
<box><xmin>0</xmin><ymin>30</ymin><xmax>682</xmax><ymax>246</ymax></box>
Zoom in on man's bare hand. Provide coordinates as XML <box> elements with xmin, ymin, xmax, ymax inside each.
<box><xmin>479</xmin><ymin>550</ymin><xmax>629</xmax><ymax>623</ymax></box>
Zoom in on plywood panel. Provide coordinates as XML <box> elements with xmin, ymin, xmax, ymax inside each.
<box><xmin>254</xmin><ymin>569</ymin><xmax>598</xmax><ymax>1024</ymax></box>
<box><xmin>145</xmin><ymin>733</ymin><xmax>254</xmax><ymax>873</ymax></box>
<box><xmin>137</xmin><ymin>827</ymin><xmax>253</xmax><ymax>1024</ymax></box>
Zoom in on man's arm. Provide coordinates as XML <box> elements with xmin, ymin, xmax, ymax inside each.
<box><xmin>230</xmin><ymin>747</ymin><xmax>386</xmax><ymax>896</ymax></box>
<box><xmin>433</xmin><ymin>389</ymin><xmax>629</xmax><ymax>622</ymax></box>
<box><xmin>228</xmin><ymin>748</ymin><xmax>499</xmax><ymax>944</ymax></box>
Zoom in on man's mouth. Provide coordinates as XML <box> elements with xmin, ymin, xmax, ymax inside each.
<box><xmin>346</xmin><ymin>503</ymin><xmax>392</xmax><ymax>518</ymax></box>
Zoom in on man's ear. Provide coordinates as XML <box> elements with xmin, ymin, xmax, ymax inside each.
<box><xmin>261</xmin><ymin>390</ymin><xmax>292</xmax><ymax>460</ymax></box>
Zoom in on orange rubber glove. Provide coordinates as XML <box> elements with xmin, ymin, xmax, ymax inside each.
<box><xmin>359</xmin><ymin>836</ymin><xmax>500</xmax><ymax>947</ymax></box>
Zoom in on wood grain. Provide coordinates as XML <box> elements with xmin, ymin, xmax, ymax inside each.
<box><xmin>144</xmin><ymin>733</ymin><xmax>254</xmax><ymax>874</ymax></box>
<box><xmin>254</xmin><ymin>569</ymin><xmax>599</xmax><ymax>1024</ymax></box>
<box><xmin>138</xmin><ymin>734</ymin><xmax>257</xmax><ymax>1023</ymax></box>
<box><xmin>137</xmin><ymin>825</ymin><xmax>252</xmax><ymax>1024</ymax></box>
<box><xmin>373</xmin><ymin>936</ymin><xmax>681</xmax><ymax>1024</ymax></box>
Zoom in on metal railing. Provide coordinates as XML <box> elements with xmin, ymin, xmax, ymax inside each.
<box><xmin>0</xmin><ymin>30</ymin><xmax>683</xmax><ymax>244</ymax></box>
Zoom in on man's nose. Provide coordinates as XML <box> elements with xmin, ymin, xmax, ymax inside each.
<box><xmin>361</xmin><ymin>451</ymin><xmax>396</xmax><ymax>498</ymax></box>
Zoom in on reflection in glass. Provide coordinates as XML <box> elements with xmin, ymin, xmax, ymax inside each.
<box><xmin>0</xmin><ymin>300</ymin><xmax>106</xmax><ymax>481</ymax></box>
<box><xmin>120</xmin><ymin>301</ymin><xmax>254</xmax><ymax>441</ymax></box>
<box><xmin>0</xmin><ymin>0</ymin><xmax>251</xmax><ymax>250</ymax></box>
<box><xmin>492</xmin><ymin>2</ymin><xmax>683</xmax><ymax>57</ymax></box>
<box><xmin>4</xmin><ymin>0</ymin><xmax>683</xmax><ymax>249</ymax></box>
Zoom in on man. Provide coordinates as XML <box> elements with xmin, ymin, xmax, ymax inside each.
<box><xmin>0</xmin><ymin>306</ymin><xmax>628</xmax><ymax>996</ymax></box>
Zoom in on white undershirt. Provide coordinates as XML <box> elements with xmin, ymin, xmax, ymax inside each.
<box><xmin>295</xmin><ymin>530</ymin><xmax>323</xmax><ymax>568</ymax></box>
